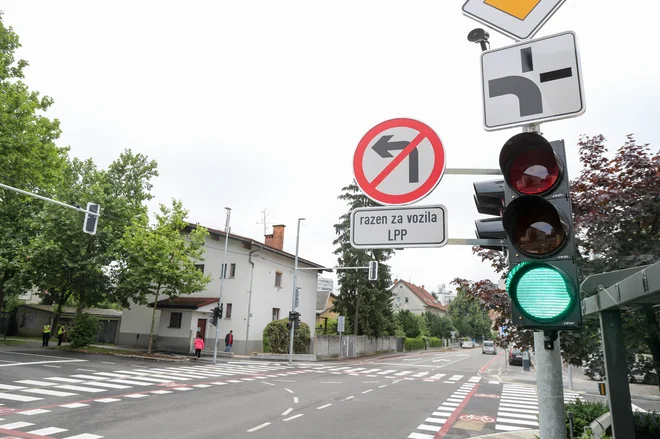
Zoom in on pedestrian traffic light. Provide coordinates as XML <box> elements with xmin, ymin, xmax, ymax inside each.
<box><xmin>473</xmin><ymin>179</ymin><xmax>506</xmax><ymax>251</ymax></box>
<box><xmin>368</xmin><ymin>261</ymin><xmax>378</xmax><ymax>281</ymax></box>
<box><xmin>500</xmin><ymin>133</ymin><xmax>581</xmax><ymax>331</ymax></box>
<box><xmin>83</xmin><ymin>203</ymin><xmax>100</xmax><ymax>235</ymax></box>
<box><xmin>211</xmin><ymin>305</ymin><xmax>222</xmax><ymax>326</ymax></box>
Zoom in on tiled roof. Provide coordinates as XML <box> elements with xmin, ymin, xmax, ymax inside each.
<box><xmin>399</xmin><ymin>281</ymin><xmax>447</xmax><ymax>311</ymax></box>
<box><xmin>21</xmin><ymin>304</ymin><xmax>122</xmax><ymax>318</ymax></box>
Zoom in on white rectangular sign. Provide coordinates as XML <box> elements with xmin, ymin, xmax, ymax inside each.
<box><xmin>481</xmin><ymin>31</ymin><xmax>585</xmax><ymax>131</ymax></box>
<box><xmin>350</xmin><ymin>205</ymin><xmax>448</xmax><ymax>249</ymax></box>
<box><xmin>337</xmin><ymin>316</ymin><xmax>345</xmax><ymax>333</ymax></box>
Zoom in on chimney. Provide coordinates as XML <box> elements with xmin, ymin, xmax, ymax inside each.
<box><xmin>265</xmin><ymin>224</ymin><xmax>286</xmax><ymax>250</ymax></box>
<box><xmin>421</xmin><ymin>285</ymin><xmax>425</xmax><ymax>290</ymax></box>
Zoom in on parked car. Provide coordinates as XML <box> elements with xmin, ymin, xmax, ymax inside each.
<box><xmin>509</xmin><ymin>347</ymin><xmax>523</xmax><ymax>366</ymax></box>
<box><xmin>482</xmin><ymin>340</ymin><xmax>497</xmax><ymax>355</ymax></box>
<box><xmin>461</xmin><ymin>341</ymin><xmax>474</xmax><ymax>349</ymax></box>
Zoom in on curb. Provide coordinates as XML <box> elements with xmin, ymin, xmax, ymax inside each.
<box><xmin>113</xmin><ymin>354</ymin><xmax>191</xmax><ymax>362</ymax></box>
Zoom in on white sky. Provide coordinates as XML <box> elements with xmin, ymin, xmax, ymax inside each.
<box><xmin>4</xmin><ymin>1</ymin><xmax>659</xmax><ymax>294</ymax></box>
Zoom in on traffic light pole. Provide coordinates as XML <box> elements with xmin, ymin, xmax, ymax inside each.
<box><xmin>534</xmin><ymin>330</ymin><xmax>567</xmax><ymax>439</ymax></box>
<box><xmin>288</xmin><ymin>218</ymin><xmax>304</xmax><ymax>364</ymax></box>
<box><xmin>0</xmin><ymin>182</ymin><xmax>100</xmax><ymax>217</ymax></box>
<box><xmin>213</xmin><ymin>207</ymin><xmax>231</xmax><ymax>365</ymax></box>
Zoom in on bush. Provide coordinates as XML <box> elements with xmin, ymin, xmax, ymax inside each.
<box><xmin>429</xmin><ymin>337</ymin><xmax>443</xmax><ymax>348</ymax></box>
<box><xmin>565</xmin><ymin>400</ymin><xmax>609</xmax><ymax>438</ymax></box>
<box><xmin>633</xmin><ymin>410</ymin><xmax>660</xmax><ymax>439</ymax></box>
<box><xmin>262</xmin><ymin>318</ymin><xmax>310</xmax><ymax>354</ymax></box>
<box><xmin>397</xmin><ymin>310</ymin><xmax>422</xmax><ymax>338</ymax></box>
<box><xmin>69</xmin><ymin>313</ymin><xmax>101</xmax><ymax>348</ymax></box>
<box><xmin>316</xmin><ymin>318</ymin><xmax>338</xmax><ymax>335</ymax></box>
<box><xmin>404</xmin><ymin>337</ymin><xmax>425</xmax><ymax>351</ymax></box>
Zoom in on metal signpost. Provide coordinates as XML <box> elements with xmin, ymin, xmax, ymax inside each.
<box><xmin>337</xmin><ymin>316</ymin><xmax>345</xmax><ymax>359</ymax></box>
<box><xmin>462</xmin><ymin>0</ymin><xmax>566</xmax><ymax>42</ymax></box>
<box><xmin>481</xmin><ymin>31</ymin><xmax>585</xmax><ymax>131</ymax></box>
<box><xmin>350</xmin><ymin>205</ymin><xmax>448</xmax><ymax>249</ymax></box>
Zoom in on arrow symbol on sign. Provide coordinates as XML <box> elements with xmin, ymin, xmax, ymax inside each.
<box><xmin>372</xmin><ymin>135</ymin><xmax>419</xmax><ymax>183</ymax></box>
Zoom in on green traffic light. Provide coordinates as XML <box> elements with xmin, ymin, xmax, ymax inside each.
<box><xmin>507</xmin><ymin>261</ymin><xmax>576</xmax><ymax>322</ymax></box>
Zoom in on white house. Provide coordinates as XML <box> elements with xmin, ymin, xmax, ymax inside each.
<box><xmin>117</xmin><ymin>224</ymin><xmax>327</xmax><ymax>355</ymax></box>
<box><xmin>391</xmin><ymin>280</ymin><xmax>447</xmax><ymax>316</ymax></box>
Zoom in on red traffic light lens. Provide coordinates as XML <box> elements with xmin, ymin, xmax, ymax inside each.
<box><xmin>503</xmin><ymin>196</ymin><xmax>568</xmax><ymax>257</ymax></box>
<box><xmin>499</xmin><ymin>133</ymin><xmax>563</xmax><ymax>196</ymax></box>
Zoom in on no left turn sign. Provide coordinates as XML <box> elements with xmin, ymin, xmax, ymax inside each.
<box><xmin>353</xmin><ymin>118</ymin><xmax>446</xmax><ymax>205</ymax></box>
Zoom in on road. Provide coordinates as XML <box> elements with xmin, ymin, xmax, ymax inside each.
<box><xmin>0</xmin><ymin>346</ymin><xmax>653</xmax><ymax>438</ymax></box>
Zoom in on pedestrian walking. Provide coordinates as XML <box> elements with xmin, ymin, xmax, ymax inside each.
<box><xmin>193</xmin><ymin>333</ymin><xmax>204</xmax><ymax>360</ymax></box>
<box><xmin>42</xmin><ymin>323</ymin><xmax>51</xmax><ymax>347</ymax></box>
<box><xmin>57</xmin><ymin>324</ymin><xmax>66</xmax><ymax>346</ymax></box>
<box><xmin>224</xmin><ymin>330</ymin><xmax>233</xmax><ymax>352</ymax></box>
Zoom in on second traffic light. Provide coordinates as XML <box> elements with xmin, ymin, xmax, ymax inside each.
<box><xmin>368</xmin><ymin>261</ymin><xmax>378</xmax><ymax>281</ymax></box>
<box><xmin>500</xmin><ymin>133</ymin><xmax>581</xmax><ymax>331</ymax></box>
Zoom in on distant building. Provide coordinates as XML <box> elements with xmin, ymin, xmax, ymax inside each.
<box><xmin>435</xmin><ymin>284</ymin><xmax>457</xmax><ymax>306</ymax></box>
<box><xmin>391</xmin><ymin>280</ymin><xmax>447</xmax><ymax>316</ymax></box>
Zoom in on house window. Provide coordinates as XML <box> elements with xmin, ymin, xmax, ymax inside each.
<box><xmin>221</xmin><ymin>263</ymin><xmax>237</xmax><ymax>279</ymax></box>
<box><xmin>169</xmin><ymin>312</ymin><xmax>182</xmax><ymax>328</ymax></box>
<box><xmin>396</xmin><ymin>296</ymin><xmax>401</xmax><ymax>304</ymax></box>
<box><xmin>194</xmin><ymin>264</ymin><xmax>204</xmax><ymax>273</ymax></box>
<box><xmin>275</xmin><ymin>271</ymin><xmax>282</xmax><ymax>288</ymax></box>
<box><xmin>272</xmin><ymin>308</ymin><xmax>280</xmax><ymax>321</ymax></box>
<box><xmin>405</xmin><ymin>296</ymin><xmax>409</xmax><ymax>303</ymax></box>
<box><xmin>225</xmin><ymin>303</ymin><xmax>232</xmax><ymax>319</ymax></box>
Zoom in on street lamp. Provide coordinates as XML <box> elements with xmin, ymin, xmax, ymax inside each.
<box><xmin>288</xmin><ymin>217</ymin><xmax>305</xmax><ymax>364</ymax></box>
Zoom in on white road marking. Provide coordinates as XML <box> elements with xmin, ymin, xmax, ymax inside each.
<box><xmin>293</xmin><ymin>396</ymin><xmax>299</xmax><ymax>403</ymax></box>
<box><xmin>394</xmin><ymin>371</ymin><xmax>413</xmax><ymax>376</ymax></box>
<box><xmin>281</xmin><ymin>408</ymin><xmax>293</xmax><ymax>416</ymax></box>
<box><xmin>284</xmin><ymin>388</ymin><xmax>294</xmax><ymax>394</ymax></box>
<box><xmin>0</xmin><ymin>359</ymin><xmax>85</xmax><ymax>368</ymax></box>
<box><xmin>247</xmin><ymin>422</ymin><xmax>271</xmax><ymax>432</ymax></box>
<box><xmin>70</xmin><ymin>375</ymin><xmax>108</xmax><ymax>381</ymax></box>
<box><xmin>81</xmin><ymin>382</ymin><xmax>130</xmax><ymax>390</ymax></box>
<box><xmin>18</xmin><ymin>409</ymin><xmax>51</xmax><ymax>415</ymax></box>
<box><xmin>43</xmin><ymin>365</ymin><xmax>60</xmax><ymax>368</ymax></box>
<box><xmin>95</xmin><ymin>398</ymin><xmax>122</xmax><ymax>403</ymax></box>
<box><xmin>377</xmin><ymin>369</ymin><xmax>397</xmax><ymax>375</ymax></box>
<box><xmin>28</xmin><ymin>427</ymin><xmax>68</xmax><ymax>435</ymax></box>
<box><xmin>489</xmin><ymin>380</ymin><xmax>500</xmax><ymax>384</ymax></box>
<box><xmin>425</xmin><ymin>417</ymin><xmax>446</xmax><ymax>424</ymax></box>
<box><xmin>495</xmin><ymin>425</ymin><xmax>529</xmax><ymax>432</ymax></box>
<box><xmin>0</xmin><ymin>421</ymin><xmax>35</xmax><ymax>429</ymax></box>
<box><xmin>15</xmin><ymin>380</ymin><xmax>55</xmax><ymax>387</ymax></box>
<box><xmin>317</xmin><ymin>404</ymin><xmax>332</xmax><ymax>410</ymax></box>
<box><xmin>55</xmin><ymin>385</ymin><xmax>107</xmax><ymax>393</ymax></box>
<box><xmin>408</xmin><ymin>433</ymin><xmax>435</xmax><ymax>439</ymax></box>
<box><xmin>60</xmin><ymin>403</ymin><xmax>89</xmax><ymax>408</ymax></box>
<box><xmin>173</xmin><ymin>387</ymin><xmax>193</xmax><ymax>391</ymax></box>
<box><xmin>150</xmin><ymin>390</ymin><xmax>172</xmax><ymax>394</ymax></box>
<box><xmin>362</xmin><ymin>389</ymin><xmax>373</xmax><ymax>394</ymax></box>
<box><xmin>262</xmin><ymin>382</ymin><xmax>275</xmax><ymax>386</ymax></box>
<box><xmin>124</xmin><ymin>394</ymin><xmax>149</xmax><ymax>398</ymax></box>
<box><xmin>362</xmin><ymin>381</ymin><xmax>379</xmax><ymax>384</ymax></box>
<box><xmin>418</xmin><ymin>424</ymin><xmax>441</xmax><ymax>432</ymax></box>
<box><xmin>496</xmin><ymin>417</ymin><xmax>539</xmax><ymax>426</ymax></box>
<box><xmin>21</xmin><ymin>389</ymin><xmax>77</xmax><ymax>397</ymax></box>
<box><xmin>344</xmin><ymin>396</ymin><xmax>354</xmax><ymax>400</ymax></box>
<box><xmin>283</xmin><ymin>414</ymin><xmax>304</xmax><ymax>422</ymax></box>
<box><xmin>76</xmin><ymin>368</ymin><xmax>96</xmax><ymax>372</ymax></box>
<box><xmin>0</xmin><ymin>384</ymin><xmax>26</xmax><ymax>391</ymax></box>
<box><xmin>101</xmin><ymin>361</ymin><xmax>116</xmax><ymax>365</ymax></box>
<box><xmin>320</xmin><ymin>381</ymin><xmax>341</xmax><ymax>384</ymax></box>
<box><xmin>274</xmin><ymin>379</ymin><xmax>296</xmax><ymax>383</ymax></box>
<box><xmin>378</xmin><ymin>385</ymin><xmax>388</xmax><ymax>388</ymax></box>
<box><xmin>62</xmin><ymin>434</ymin><xmax>104</xmax><ymax>439</ymax></box>
<box><xmin>45</xmin><ymin>377</ymin><xmax>83</xmax><ymax>383</ymax></box>
<box><xmin>497</xmin><ymin>411</ymin><xmax>539</xmax><ymax>420</ymax></box>
<box><xmin>211</xmin><ymin>382</ymin><xmax>227</xmax><ymax>386</ymax></box>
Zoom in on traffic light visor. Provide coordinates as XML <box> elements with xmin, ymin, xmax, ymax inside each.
<box><xmin>503</xmin><ymin>195</ymin><xmax>568</xmax><ymax>257</ymax></box>
<box><xmin>507</xmin><ymin>261</ymin><xmax>577</xmax><ymax>322</ymax></box>
<box><xmin>499</xmin><ymin>133</ymin><xmax>563</xmax><ymax>196</ymax></box>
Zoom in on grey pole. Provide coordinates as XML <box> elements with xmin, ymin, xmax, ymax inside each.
<box><xmin>600</xmin><ymin>310</ymin><xmax>636</xmax><ymax>438</ymax></box>
<box><xmin>288</xmin><ymin>218</ymin><xmax>304</xmax><ymax>364</ymax></box>
<box><xmin>567</xmin><ymin>364</ymin><xmax>574</xmax><ymax>391</ymax></box>
<box><xmin>213</xmin><ymin>207</ymin><xmax>231</xmax><ymax>364</ymax></box>
<box><xmin>534</xmin><ymin>330</ymin><xmax>567</xmax><ymax>439</ymax></box>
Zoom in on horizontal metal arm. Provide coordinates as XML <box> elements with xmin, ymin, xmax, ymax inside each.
<box><xmin>0</xmin><ymin>182</ymin><xmax>100</xmax><ymax>216</ymax></box>
<box><xmin>445</xmin><ymin>168</ymin><xmax>502</xmax><ymax>176</ymax></box>
<box><xmin>296</xmin><ymin>266</ymin><xmax>369</xmax><ymax>271</ymax></box>
<box><xmin>447</xmin><ymin>238</ymin><xmax>506</xmax><ymax>247</ymax></box>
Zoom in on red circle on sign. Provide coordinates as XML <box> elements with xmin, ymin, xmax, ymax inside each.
<box><xmin>353</xmin><ymin>118</ymin><xmax>446</xmax><ymax>205</ymax></box>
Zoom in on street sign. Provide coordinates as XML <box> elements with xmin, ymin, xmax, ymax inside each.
<box><xmin>350</xmin><ymin>205</ymin><xmax>448</xmax><ymax>249</ymax></box>
<box><xmin>353</xmin><ymin>118</ymin><xmax>446</xmax><ymax>205</ymax></box>
<box><xmin>462</xmin><ymin>0</ymin><xmax>566</xmax><ymax>42</ymax></box>
<box><xmin>450</xmin><ymin>331</ymin><xmax>458</xmax><ymax>338</ymax></box>
<box><xmin>337</xmin><ymin>316</ymin><xmax>345</xmax><ymax>333</ymax></box>
<box><xmin>481</xmin><ymin>31</ymin><xmax>585</xmax><ymax>131</ymax></box>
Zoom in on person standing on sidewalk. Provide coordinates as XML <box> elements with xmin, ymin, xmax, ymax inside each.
<box><xmin>193</xmin><ymin>333</ymin><xmax>204</xmax><ymax>360</ymax></box>
<box><xmin>57</xmin><ymin>324</ymin><xmax>66</xmax><ymax>346</ymax></box>
<box><xmin>42</xmin><ymin>323</ymin><xmax>51</xmax><ymax>347</ymax></box>
<box><xmin>224</xmin><ymin>330</ymin><xmax>233</xmax><ymax>352</ymax></box>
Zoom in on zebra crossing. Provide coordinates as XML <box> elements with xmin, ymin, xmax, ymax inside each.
<box><xmin>495</xmin><ymin>384</ymin><xmax>581</xmax><ymax>432</ymax></box>
<box><xmin>407</xmin><ymin>382</ymin><xmax>477</xmax><ymax>438</ymax></box>
<box><xmin>299</xmin><ymin>365</ymin><xmax>501</xmax><ymax>384</ymax></box>
<box><xmin>0</xmin><ymin>420</ymin><xmax>102</xmax><ymax>438</ymax></box>
<box><xmin>0</xmin><ymin>362</ymin><xmax>295</xmax><ymax>407</ymax></box>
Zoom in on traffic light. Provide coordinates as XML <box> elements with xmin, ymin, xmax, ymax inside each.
<box><xmin>83</xmin><ymin>203</ymin><xmax>100</xmax><ymax>235</ymax></box>
<box><xmin>500</xmin><ymin>133</ymin><xmax>581</xmax><ymax>331</ymax></box>
<box><xmin>368</xmin><ymin>261</ymin><xmax>378</xmax><ymax>281</ymax></box>
<box><xmin>211</xmin><ymin>305</ymin><xmax>223</xmax><ymax>326</ymax></box>
<box><xmin>473</xmin><ymin>179</ymin><xmax>506</xmax><ymax>251</ymax></box>
<box><xmin>288</xmin><ymin>311</ymin><xmax>301</xmax><ymax>329</ymax></box>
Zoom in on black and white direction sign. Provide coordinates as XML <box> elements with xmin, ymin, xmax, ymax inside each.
<box><xmin>481</xmin><ymin>31</ymin><xmax>585</xmax><ymax>131</ymax></box>
<box><xmin>350</xmin><ymin>205</ymin><xmax>448</xmax><ymax>249</ymax></box>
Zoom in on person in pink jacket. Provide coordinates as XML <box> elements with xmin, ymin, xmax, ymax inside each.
<box><xmin>193</xmin><ymin>333</ymin><xmax>204</xmax><ymax>360</ymax></box>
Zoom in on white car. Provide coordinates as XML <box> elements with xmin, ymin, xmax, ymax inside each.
<box><xmin>461</xmin><ymin>341</ymin><xmax>473</xmax><ymax>349</ymax></box>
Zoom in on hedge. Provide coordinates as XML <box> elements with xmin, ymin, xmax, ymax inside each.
<box><xmin>404</xmin><ymin>336</ymin><xmax>444</xmax><ymax>351</ymax></box>
<box><xmin>263</xmin><ymin>318</ymin><xmax>310</xmax><ymax>354</ymax></box>
<box><xmin>569</xmin><ymin>401</ymin><xmax>660</xmax><ymax>439</ymax></box>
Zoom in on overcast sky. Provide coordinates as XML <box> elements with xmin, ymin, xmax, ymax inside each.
<box><xmin>3</xmin><ymin>1</ymin><xmax>659</xmax><ymax>294</ymax></box>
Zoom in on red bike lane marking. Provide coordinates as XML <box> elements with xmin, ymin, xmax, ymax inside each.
<box><xmin>434</xmin><ymin>384</ymin><xmax>480</xmax><ymax>439</ymax></box>
<box><xmin>479</xmin><ymin>353</ymin><xmax>503</xmax><ymax>373</ymax></box>
<box><xmin>0</xmin><ymin>429</ymin><xmax>58</xmax><ymax>439</ymax></box>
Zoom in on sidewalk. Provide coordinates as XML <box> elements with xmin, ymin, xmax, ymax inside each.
<box><xmin>470</xmin><ymin>431</ymin><xmax>539</xmax><ymax>439</ymax></box>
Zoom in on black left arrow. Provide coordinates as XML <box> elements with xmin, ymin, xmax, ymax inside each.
<box><xmin>372</xmin><ymin>135</ymin><xmax>419</xmax><ymax>183</ymax></box>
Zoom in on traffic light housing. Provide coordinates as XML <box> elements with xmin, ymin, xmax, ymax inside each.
<box><xmin>83</xmin><ymin>203</ymin><xmax>100</xmax><ymax>235</ymax></box>
<box><xmin>500</xmin><ymin>133</ymin><xmax>581</xmax><ymax>331</ymax></box>
<box><xmin>368</xmin><ymin>261</ymin><xmax>378</xmax><ymax>281</ymax></box>
<box><xmin>211</xmin><ymin>305</ymin><xmax>223</xmax><ymax>326</ymax></box>
<box><xmin>288</xmin><ymin>311</ymin><xmax>301</xmax><ymax>329</ymax></box>
<box><xmin>473</xmin><ymin>179</ymin><xmax>506</xmax><ymax>251</ymax></box>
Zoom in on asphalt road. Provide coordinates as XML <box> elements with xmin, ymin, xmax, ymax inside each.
<box><xmin>0</xmin><ymin>346</ymin><xmax>655</xmax><ymax>439</ymax></box>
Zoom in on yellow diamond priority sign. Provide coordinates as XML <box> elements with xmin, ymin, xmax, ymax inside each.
<box><xmin>462</xmin><ymin>0</ymin><xmax>565</xmax><ymax>41</ymax></box>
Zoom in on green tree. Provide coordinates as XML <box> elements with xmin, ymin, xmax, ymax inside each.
<box><xmin>397</xmin><ymin>310</ymin><xmax>422</xmax><ymax>338</ymax></box>
<box><xmin>447</xmin><ymin>289</ymin><xmax>491</xmax><ymax>340</ymax></box>
<box><xmin>0</xmin><ymin>13</ymin><xmax>67</xmax><ymax>311</ymax></box>
<box><xmin>425</xmin><ymin>311</ymin><xmax>454</xmax><ymax>339</ymax></box>
<box><xmin>68</xmin><ymin>313</ymin><xmax>101</xmax><ymax>348</ymax></box>
<box><xmin>331</xmin><ymin>182</ymin><xmax>396</xmax><ymax>338</ymax></box>
<box><xmin>21</xmin><ymin>151</ymin><xmax>157</xmax><ymax>330</ymax></box>
<box><xmin>115</xmin><ymin>200</ymin><xmax>211</xmax><ymax>353</ymax></box>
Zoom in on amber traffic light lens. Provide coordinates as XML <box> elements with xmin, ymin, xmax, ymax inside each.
<box><xmin>503</xmin><ymin>196</ymin><xmax>568</xmax><ymax>257</ymax></box>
